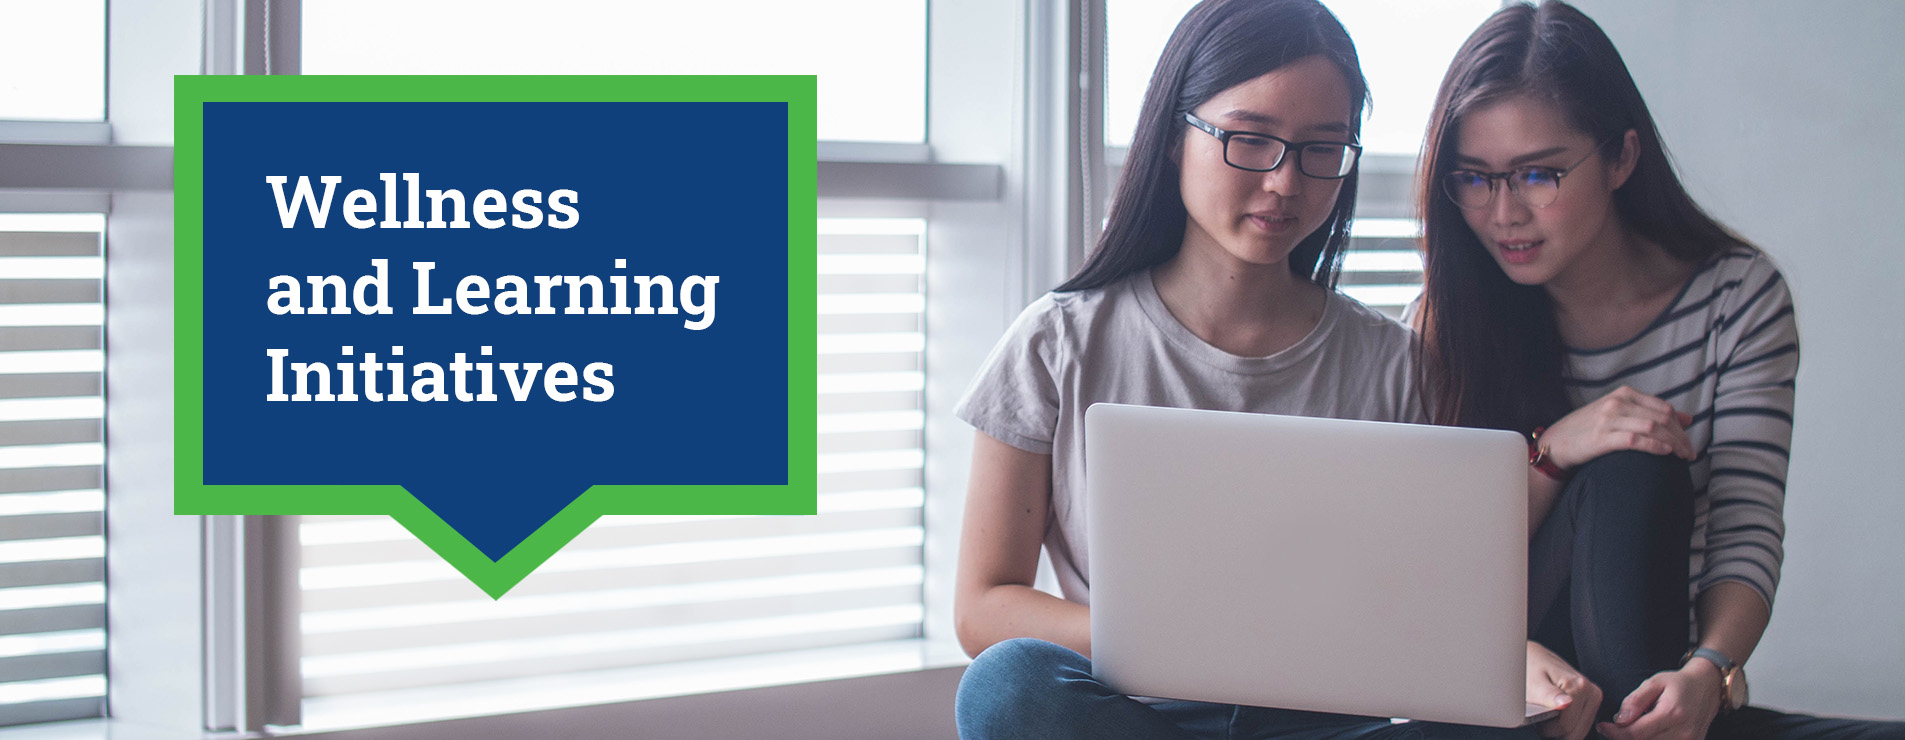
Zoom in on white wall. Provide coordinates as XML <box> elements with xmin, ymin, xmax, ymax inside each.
<box><xmin>1574</xmin><ymin>0</ymin><xmax>1905</xmax><ymax>720</ymax></box>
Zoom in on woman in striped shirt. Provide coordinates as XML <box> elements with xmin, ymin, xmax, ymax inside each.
<box><xmin>1416</xmin><ymin>3</ymin><xmax>1903</xmax><ymax>740</ymax></box>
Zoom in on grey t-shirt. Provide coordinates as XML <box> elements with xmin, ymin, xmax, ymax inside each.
<box><xmin>954</xmin><ymin>269</ymin><xmax>1426</xmax><ymax>605</ymax></box>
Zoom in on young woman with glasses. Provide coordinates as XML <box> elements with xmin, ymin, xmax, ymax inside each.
<box><xmin>952</xmin><ymin>1</ymin><xmax>1598</xmax><ymax>738</ymax></box>
<box><xmin>1416</xmin><ymin>3</ymin><xmax>1904</xmax><ymax>739</ymax></box>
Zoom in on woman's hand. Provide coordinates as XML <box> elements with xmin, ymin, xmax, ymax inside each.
<box><xmin>1540</xmin><ymin>386</ymin><xmax>1695</xmax><ymax>470</ymax></box>
<box><xmin>1595</xmin><ymin>663</ymin><xmax>1724</xmax><ymax>740</ymax></box>
<box><xmin>1528</xmin><ymin>641</ymin><xmax>1603</xmax><ymax>740</ymax></box>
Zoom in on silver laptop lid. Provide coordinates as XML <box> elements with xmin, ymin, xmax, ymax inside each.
<box><xmin>1085</xmin><ymin>403</ymin><xmax>1530</xmax><ymax>727</ymax></box>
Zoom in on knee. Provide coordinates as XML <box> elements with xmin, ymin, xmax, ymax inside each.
<box><xmin>961</xmin><ymin>638</ymin><xmax>1079</xmax><ymax>693</ymax></box>
<box><xmin>955</xmin><ymin>639</ymin><xmax>1089</xmax><ymax>736</ymax></box>
<box><xmin>1579</xmin><ymin>449</ymin><xmax>1685</xmax><ymax>481</ymax></box>
<box><xmin>1572</xmin><ymin>450</ymin><xmax>1693</xmax><ymax>510</ymax></box>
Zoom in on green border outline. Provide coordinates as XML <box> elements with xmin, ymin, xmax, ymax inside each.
<box><xmin>174</xmin><ymin>75</ymin><xmax>819</xmax><ymax>598</ymax></box>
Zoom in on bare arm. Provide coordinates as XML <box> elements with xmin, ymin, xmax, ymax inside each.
<box><xmin>1693</xmin><ymin>581</ymin><xmax>1770</xmax><ymax>667</ymax></box>
<box><xmin>953</xmin><ymin>430</ymin><xmax>1091</xmax><ymax>658</ymax></box>
<box><xmin>1528</xmin><ymin>466</ymin><xmax>1564</xmax><ymax>538</ymax></box>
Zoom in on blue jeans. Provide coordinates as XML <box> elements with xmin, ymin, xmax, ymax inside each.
<box><xmin>955</xmin><ymin>638</ymin><xmax>1541</xmax><ymax>740</ymax></box>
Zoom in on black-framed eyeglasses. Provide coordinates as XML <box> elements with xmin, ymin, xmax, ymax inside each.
<box><xmin>1182</xmin><ymin>112</ymin><xmax>1362</xmax><ymax>179</ymax></box>
<box><xmin>1442</xmin><ymin>139</ymin><xmax>1614</xmax><ymax>210</ymax></box>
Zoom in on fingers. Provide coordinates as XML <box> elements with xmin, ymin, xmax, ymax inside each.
<box><xmin>1621</xmin><ymin>390</ymin><xmax>1695</xmax><ymax>455</ymax></box>
<box><xmin>1615</xmin><ymin>678</ymin><xmax>1665</xmax><ymax>724</ymax></box>
<box><xmin>1538</xmin><ymin>719</ymin><xmax>1569</xmax><ymax>740</ymax></box>
<box><xmin>1567</xmin><ymin>388</ymin><xmax>1696</xmax><ymax>463</ymax></box>
<box><xmin>1599</xmin><ymin>677</ymin><xmax>1689</xmax><ymax>740</ymax></box>
<box><xmin>1626</xmin><ymin>392</ymin><xmax>1694</xmax><ymax>448</ymax></box>
<box><xmin>1608</xmin><ymin>387</ymin><xmax>1686</xmax><ymax>428</ymax></box>
<box><xmin>1613</xmin><ymin>385</ymin><xmax>1663</xmax><ymax>410</ymax></box>
<box><xmin>1608</xmin><ymin>415</ymin><xmax>1694</xmax><ymax>459</ymax></box>
<box><xmin>1615</xmin><ymin>425</ymin><xmax>1676</xmax><ymax>457</ymax></box>
<box><xmin>1612</xmin><ymin>698</ymin><xmax>1681</xmax><ymax>740</ymax></box>
<box><xmin>1555</xmin><ymin>677</ymin><xmax>1602</xmax><ymax>740</ymax></box>
<box><xmin>1559</xmin><ymin>704</ymin><xmax>1597</xmax><ymax>740</ymax></box>
<box><xmin>1526</xmin><ymin>645</ymin><xmax>1600</xmax><ymax>740</ymax></box>
<box><xmin>1606</xmin><ymin>406</ymin><xmax>1697</xmax><ymax>459</ymax></box>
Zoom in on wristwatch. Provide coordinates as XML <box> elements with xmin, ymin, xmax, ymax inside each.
<box><xmin>1683</xmin><ymin>646</ymin><xmax>1749</xmax><ymax>711</ymax></box>
<box><xmin>1528</xmin><ymin>427</ymin><xmax>1566</xmax><ymax>480</ymax></box>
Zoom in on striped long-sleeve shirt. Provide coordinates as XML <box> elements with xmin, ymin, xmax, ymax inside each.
<box><xmin>1563</xmin><ymin>248</ymin><xmax>1797</xmax><ymax>627</ymax></box>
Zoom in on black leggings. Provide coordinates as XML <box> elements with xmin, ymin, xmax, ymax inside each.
<box><xmin>1528</xmin><ymin>450</ymin><xmax>1694</xmax><ymax>714</ymax></box>
<box><xmin>1527</xmin><ymin>451</ymin><xmax>1905</xmax><ymax>739</ymax></box>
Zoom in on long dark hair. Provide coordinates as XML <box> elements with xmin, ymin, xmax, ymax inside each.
<box><xmin>1056</xmin><ymin>0</ymin><xmax>1368</xmax><ymax>293</ymax></box>
<box><xmin>1417</xmin><ymin>0</ymin><xmax>1752</xmax><ymax>432</ymax></box>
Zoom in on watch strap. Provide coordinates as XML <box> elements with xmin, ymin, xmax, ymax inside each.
<box><xmin>1529</xmin><ymin>427</ymin><xmax>1566</xmax><ymax>480</ymax></box>
<box><xmin>1689</xmin><ymin>646</ymin><xmax>1735</xmax><ymax>673</ymax></box>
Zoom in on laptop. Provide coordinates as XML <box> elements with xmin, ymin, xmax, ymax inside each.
<box><xmin>1083</xmin><ymin>403</ymin><xmax>1560</xmax><ymax>728</ymax></box>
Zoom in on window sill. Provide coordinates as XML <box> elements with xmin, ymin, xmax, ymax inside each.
<box><xmin>294</xmin><ymin>637</ymin><xmax>970</xmax><ymax>733</ymax></box>
<box><xmin>0</xmin><ymin>639</ymin><xmax>971</xmax><ymax>740</ymax></box>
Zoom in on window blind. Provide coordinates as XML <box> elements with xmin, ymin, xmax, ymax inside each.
<box><xmin>0</xmin><ymin>220</ymin><xmax>107</xmax><ymax>728</ymax></box>
<box><xmin>299</xmin><ymin>218</ymin><xmax>928</xmax><ymax>698</ymax></box>
<box><xmin>1340</xmin><ymin>217</ymin><xmax>1425</xmax><ymax>317</ymax></box>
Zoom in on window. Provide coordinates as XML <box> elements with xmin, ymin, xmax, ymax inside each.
<box><xmin>267</xmin><ymin>5</ymin><xmax>938</xmax><ymax>721</ymax></box>
<box><xmin>296</xmin><ymin>218</ymin><xmax>929</xmax><ymax>725</ymax></box>
<box><xmin>1106</xmin><ymin>0</ymin><xmax>1501</xmax><ymax>154</ymax></box>
<box><xmin>0</xmin><ymin>214</ymin><xmax>107</xmax><ymax>728</ymax></box>
<box><xmin>0</xmin><ymin>2</ymin><xmax>106</xmax><ymax>122</ymax></box>
<box><xmin>8</xmin><ymin>0</ymin><xmax>990</xmax><ymax>734</ymax></box>
<box><xmin>300</xmin><ymin>0</ymin><xmax>927</xmax><ymax>143</ymax></box>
